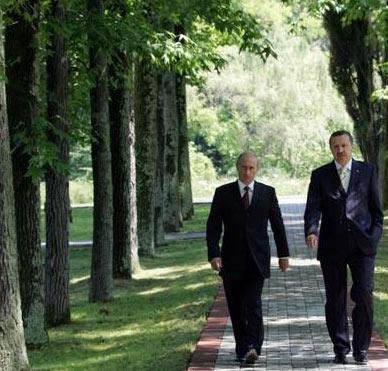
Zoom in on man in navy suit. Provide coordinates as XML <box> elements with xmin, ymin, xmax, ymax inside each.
<box><xmin>207</xmin><ymin>152</ymin><xmax>289</xmax><ymax>364</ymax></box>
<box><xmin>304</xmin><ymin>130</ymin><xmax>383</xmax><ymax>365</ymax></box>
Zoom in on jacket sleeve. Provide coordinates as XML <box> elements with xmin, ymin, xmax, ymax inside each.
<box><xmin>206</xmin><ymin>188</ymin><xmax>223</xmax><ymax>262</ymax></box>
<box><xmin>368</xmin><ymin>165</ymin><xmax>384</xmax><ymax>242</ymax></box>
<box><xmin>304</xmin><ymin>170</ymin><xmax>322</xmax><ymax>238</ymax></box>
<box><xmin>269</xmin><ymin>189</ymin><xmax>289</xmax><ymax>258</ymax></box>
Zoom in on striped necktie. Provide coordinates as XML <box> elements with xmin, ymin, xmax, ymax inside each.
<box><xmin>338</xmin><ymin>167</ymin><xmax>350</xmax><ymax>192</ymax></box>
<box><xmin>241</xmin><ymin>186</ymin><xmax>250</xmax><ymax>209</ymax></box>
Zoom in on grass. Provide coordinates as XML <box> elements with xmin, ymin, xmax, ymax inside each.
<box><xmin>28</xmin><ymin>240</ymin><xmax>219</xmax><ymax>371</ymax></box>
<box><xmin>181</xmin><ymin>205</ymin><xmax>210</xmax><ymax>233</ymax></box>
<box><xmin>40</xmin><ymin>205</ymin><xmax>210</xmax><ymax>242</ymax></box>
<box><xmin>374</xmin><ymin>213</ymin><xmax>388</xmax><ymax>346</ymax></box>
<box><xmin>41</xmin><ymin>208</ymin><xmax>93</xmax><ymax>242</ymax></box>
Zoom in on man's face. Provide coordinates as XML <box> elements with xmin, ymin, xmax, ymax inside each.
<box><xmin>330</xmin><ymin>134</ymin><xmax>353</xmax><ymax>166</ymax></box>
<box><xmin>237</xmin><ymin>155</ymin><xmax>258</xmax><ymax>185</ymax></box>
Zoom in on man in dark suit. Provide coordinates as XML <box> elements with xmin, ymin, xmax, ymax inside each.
<box><xmin>304</xmin><ymin>130</ymin><xmax>383</xmax><ymax>365</ymax></box>
<box><xmin>207</xmin><ymin>152</ymin><xmax>289</xmax><ymax>364</ymax></box>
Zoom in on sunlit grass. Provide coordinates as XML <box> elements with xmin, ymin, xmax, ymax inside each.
<box><xmin>28</xmin><ymin>240</ymin><xmax>219</xmax><ymax>370</ymax></box>
<box><xmin>375</xmin><ymin>211</ymin><xmax>388</xmax><ymax>346</ymax></box>
<box><xmin>41</xmin><ymin>205</ymin><xmax>210</xmax><ymax>242</ymax></box>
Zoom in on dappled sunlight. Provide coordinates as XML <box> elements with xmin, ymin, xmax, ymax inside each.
<box><xmin>266</xmin><ymin>315</ymin><xmax>325</xmax><ymax>325</ymax></box>
<box><xmin>70</xmin><ymin>275</ymin><xmax>90</xmax><ymax>285</ymax></box>
<box><xmin>76</xmin><ymin>325</ymin><xmax>143</xmax><ymax>340</ymax></box>
<box><xmin>184</xmin><ymin>282</ymin><xmax>208</xmax><ymax>290</ymax></box>
<box><xmin>136</xmin><ymin>287</ymin><xmax>169</xmax><ymax>296</ymax></box>
<box><xmin>375</xmin><ymin>266</ymin><xmax>388</xmax><ymax>274</ymax></box>
<box><xmin>133</xmin><ymin>266</ymin><xmax>186</xmax><ymax>280</ymax></box>
<box><xmin>270</xmin><ymin>256</ymin><xmax>319</xmax><ymax>267</ymax></box>
<box><xmin>374</xmin><ymin>291</ymin><xmax>388</xmax><ymax>301</ymax></box>
<box><xmin>133</xmin><ymin>262</ymin><xmax>209</xmax><ymax>281</ymax></box>
<box><xmin>175</xmin><ymin>300</ymin><xmax>208</xmax><ymax>310</ymax></box>
<box><xmin>55</xmin><ymin>351</ymin><xmax>127</xmax><ymax>370</ymax></box>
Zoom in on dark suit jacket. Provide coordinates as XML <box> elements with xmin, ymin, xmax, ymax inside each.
<box><xmin>304</xmin><ymin>159</ymin><xmax>383</xmax><ymax>260</ymax></box>
<box><xmin>206</xmin><ymin>181</ymin><xmax>289</xmax><ymax>279</ymax></box>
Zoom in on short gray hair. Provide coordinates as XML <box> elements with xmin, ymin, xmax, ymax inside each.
<box><xmin>236</xmin><ymin>152</ymin><xmax>259</xmax><ymax>168</ymax></box>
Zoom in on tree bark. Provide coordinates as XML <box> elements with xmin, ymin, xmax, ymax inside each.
<box><xmin>88</xmin><ymin>0</ymin><xmax>113</xmax><ymax>302</ymax></box>
<box><xmin>176</xmin><ymin>73</ymin><xmax>194</xmax><ymax>220</ymax></box>
<box><xmin>4</xmin><ymin>0</ymin><xmax>48</xmax><ymax>347</ymax></box>
<box><xmin>45</xmin><ymin>0</ymin><xmax>71</xmax><ymax>327</ymax></box>
<box><xmin>163</xmin><ymin>71</ymin><xmax>182</xmax><ymax>232</ymax></box>
<box><xmin>110</xmin><ymin>52</ymin><xmax>140</xmax><ymax>277</ymax></box>
<box><xmin>154</xmin><ymin>72</ymin><xmax>166</xmax><ymax>246</ymax></box>
<box><xmin>0</xmin><ymin>11</ymin><xmax>30</xmax><ymax>369</ymax></box>
<box><xmin>134</xmin><ymin>58</ymin><xmax>157</xmax><ymax>256</ymax></box>
<box><xmin>323</xmin><ymin>9</ymin><xmax>386</xmax><ymax>197</ymax></box>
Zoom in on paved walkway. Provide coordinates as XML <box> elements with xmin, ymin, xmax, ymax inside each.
<box><xmin>188</xmin><ymin>201</ymin><xmax>388</xmax><ymax>371</ymax></box>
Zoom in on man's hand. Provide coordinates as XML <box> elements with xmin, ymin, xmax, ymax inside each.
<box><xmin>306</xmin><ymin>234</ymin><xmax>318</xmax><ymax>249</ymax></box>
<box><xmin>279</xmin><ymin>258</ymin><xmax>289</xmax><ymax>272</ymax></box>
<box><xmin>210</xmin><ymin>257</ymin><xmax>222</xmax><ymax>272</ymax></box>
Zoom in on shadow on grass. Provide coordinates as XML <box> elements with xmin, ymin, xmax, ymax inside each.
<box><xmin>29</xmin><ymin>240</ymin><xmax>220</xmax><ymax>371</ymax></box>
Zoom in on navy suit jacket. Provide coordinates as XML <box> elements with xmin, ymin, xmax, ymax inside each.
<box><xmin>206</xmin><ymin>181</ymin><xmax>289</xmax><ymax>278</ymax></box>
<box><xmin>304</xmin><ymin>159</ymin><xmax>383</xmax><ymax>260</ymax></box>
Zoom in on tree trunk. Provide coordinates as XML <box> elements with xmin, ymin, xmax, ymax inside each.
<box><xmin>4</xmin><ymin>0</ymin><xmax>48</xmax><ymax>347</ymax></box>
<box><xmin>176</xmin><ymin>73</ymin><xmax>194</xmax><ymax>220</ymax></box>
<box><xmin>110</xmin><ymin>53</ymin><xmax>140</xmax><ymax>277</ymax></box>
<box><xmin>163</xmin><ymin>71</ymin><xmax>182</xmax><ymax>232</ymax></box>
<box><xmin>88</xmin><ymin>0</ymin><xmax>113</xmax><ymax>302</ymax></box>
<box><xmin>134</xmin><ymin>58</ymin><xmax>157</xmax><ymax>256</ymax></box>
<box><xmin>323</xmin><ymin>9</ymin><xmax>386</xmax><ymax>196</ymax></box>
<box><xmin>45</xmin><ymin>0</ymin><xmax>71</xmax><ymax>327</ymax></box>
<box><xmin>0</xmin><ymin>12</ymin><xmax>30</xmax><ymax>369</ymax></box>
<box><xmin>154</xmin><ymin>72</ymin><xmax>166</xmax><ymax>246</ymax></box>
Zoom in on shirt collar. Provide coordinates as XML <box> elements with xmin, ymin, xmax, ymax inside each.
<box><xmin>238</xmin><ymin>180</ymin><xmax>254</xmax><ymax>192</ymax></box>
<box><xmin>335</xmin><ymin>159</ymin><xmax>352</xmax><ymax>171</ymax></box>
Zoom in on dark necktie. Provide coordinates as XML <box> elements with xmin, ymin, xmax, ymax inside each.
<box><xmin>241</xmin><ymin>186</ymin><xmax>250</xmax><ymax>210</ymax></box>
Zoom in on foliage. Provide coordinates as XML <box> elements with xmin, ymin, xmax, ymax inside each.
<box><xmin>189</xmin><ymin>143</ymin><xmax>218</xmax><ymax>181</ymax></box>
<box><xmin>187</xmin><ymin>0</ymin><xmax>356</xmax><ymax>177</ymax></box>
<box><xmin>28</xmin><ymin>241</ymin><xmax>219</xmax><ymax>370</ymax></box>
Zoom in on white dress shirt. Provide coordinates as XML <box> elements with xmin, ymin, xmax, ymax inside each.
<box><xmin>238</xmin><ymin>180</ymin><xmax>254</xmax><ymax>205</ymax></box>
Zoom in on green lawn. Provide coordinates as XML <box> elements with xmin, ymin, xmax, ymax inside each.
<box><xmin>41</xmin><ymin>205</ymin><xmax>210</xmax><ymax>242</ymax></box>
<box><xmin>181</xmin><ymin>204</ymin><xmax>210</xmax><ymax>233</ymax></box>
<box><xmin>28</xmin><ymin>240</ymin><xmax>219</xmax><ymax>370</ymax></box>
<box><xmin>374</xmin><ymin>213</ymin><xmax>388</xmax><ymax>346</ymax></box>
<box><xmin>41</xmin><ymin>207</ymin><xmax>93</xmax><ymax>242</ymax></box>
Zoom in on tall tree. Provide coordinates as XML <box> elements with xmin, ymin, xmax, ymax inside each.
<box><xmin>4</xmin><ymin>0</ymin><xmax>48</xmax><ymax>346</ymax></box>
<box><xmin>0</xmin><ymin>10</ymin><xmax>29</xmax><ymax>369</ymax></box>
<box><xmin>176</xmin><ymin>73</ymin><xmax>194</xmax><ymax>220</ymax></box>
<box><xmin>45</xmin><ymin>0</ymin><xmax>71</xmax><ymax>326</ymax></box>
<box><xmin>284</xmin><ymin>0</ymin><xmax>387</xmax><ymax>204</ymax></box>
<box><xmin>154</xmin><ymin>72</ymin><xmax>167</xmax><ymax>246</ymax></box>
<box><xmin>323</xmin><ymin>7</ymin><xmax>387</xmax><ymax>195</ymax></box>
<box><xmin>110</xmin><ymin>51</ymin><xmax>139</xmax><ymax>277</ymax></box>
<box><xmin>134</xmin><ymin>57</ymin><xmax>158</xmax><ymax>256</ymax></box>
<box><xmin>87</xmin><ymin>0</ymin><xmax>113</xmax><ymax>302</ymax></box>
<box><xmin>163</xmin><ymin>71</ymin><xmax>182</xmax><ymax>232</ymax></box>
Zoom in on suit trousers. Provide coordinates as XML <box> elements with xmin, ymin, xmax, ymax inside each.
<box><xmin>222</xmin><ymin>268</ymin><xmax>265</xmax><ymax>357</ymax></box>
<box><xmin>320</xmin><ymin>235</ymin><xmax>375</xmax><ymax>355</ymax></box>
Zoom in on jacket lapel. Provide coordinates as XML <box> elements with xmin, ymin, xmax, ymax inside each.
<box><xmin>232</xmin><ymin>181</ymin><xmax>244</xmax><ymax>209</ymax></box>
<box><xmin>249</xmin><ymin>181</ymin><xmax>260</xmax><ymax>209</ymax></box>
<box><xmin>347</xmin><ymin>159</ymin><xmax>360</xmax><ymax>195</ymax></box>
<box><xmin>330</xmin><ymin>161</ymin><xmax>345</xmax><ymax>194</ymax></box>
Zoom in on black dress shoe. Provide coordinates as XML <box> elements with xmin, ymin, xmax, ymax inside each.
<box><xmin>333</xmin><ymin>354</ymin><xmax>347</xmax><ymax>364</ymax></box>
<box><xmin>353</xmin><ymin>351</ymin><xmax>368</xmax><ymax>365</ymax></box>
<box><xmin>245</xmin><ymin>348</ymin><xmax>258</xmax><ymax>364</ymax></box>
